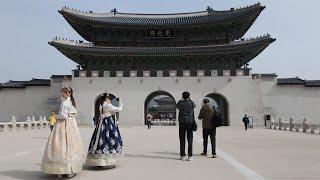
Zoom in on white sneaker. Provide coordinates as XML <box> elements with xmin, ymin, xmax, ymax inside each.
<box><xmin>187</xmin><ymin>157</ymin><xmax>193</xmax><ymax>161</ymax></box>
<box><xmin>180</xmin><ymin>156</ymin><xmax>187</xmax><ymax>161</ymax></box>
<box><xmin>57</xmin><ymin>174</ymin><xmax>63</xmax><ymax>179</ymax></box>
<box><xmin>67</xmin><ymin>173</ymin><xmax>75</xmax><ymax>178</ymax></box>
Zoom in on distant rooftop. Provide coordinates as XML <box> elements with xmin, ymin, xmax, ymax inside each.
<box><xmin>0</xmin><ymin>78</ymin><xmax>50</xmax><ymax>89</ymax></box>
<box><xmin>277</xmin><ymin>77</ymin><xmax>320</xmax><ymax>87</ymax></box>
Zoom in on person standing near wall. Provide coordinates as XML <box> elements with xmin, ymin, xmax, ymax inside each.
<box><xmin>48</xmin><ymin>111</ymin><xmax>56</xmax><ymax>132</ymax></box>
<box><xmin>146</xmin><ymin>114</ymin><xmax>153</xmax><ymax>129</ymax></box>
<box><xmin>176</xmin><ymin>91</ymin><xmax>196</xmax><ymax>161</ymax></box>
<box><xmin>242</xmin><ymin>114</ymin><xmax>250</xmax><ymax>131</ymax></box>
<box><xmin>198</xmin><ymin>99</ymin><xmax>217</xmax><ymax>158</ymax></box>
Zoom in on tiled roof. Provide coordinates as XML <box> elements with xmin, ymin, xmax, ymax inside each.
<box><xmin>305</xmin><ymin>80</ymin><xmax>320</xmax><ymax>87</ymax></box>
<box><xmin>252</xmin><ymin>73</ymin><xmax>278</xmax><ymax>78</ymax></box>
<box><xmin>0</xmin><ymin>78</ymin><xmax>50</xmax><ymax>89</ymax></box>
<box><xmin>49</xmin><ymin>35</ymin><xmax>275</xmax><ymax>57</ymax></box>
<box><xmin>50</xmin><ymin>75</ymin><xmax>72</xmax><ymax>79</ymax></box>
<box><xmin>277</xmin><ymin>77</ymin><xmax>305</xmax><ymax>85</ymax></box>
<box><xmin>154</xmin><ymin>96</ymin><xmax>175</xmax><ymax>104</ymax></box>
<box><xmin>59</xmin><ymin>3</ymin><xmax>264</xmax><ymax>26</ymax></box>
<box><xmin>277</xmin><ymin>77</ymin><xmax>320</xmax><ymax>87</ymax></box>
<box><xmin>25</xmin><ymin>79</ymin><xmax>51</xmax><ymax>86</ymax></box>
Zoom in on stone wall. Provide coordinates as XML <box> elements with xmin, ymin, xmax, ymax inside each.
<box><xmin>71</xmin><ymin>76</ymin><xmax>262</xmax><ymax>126</ymax></box>
<box><xmin>0</xmin><ymin>86</ymin><xmax>58</xmax><ymax>122</ymax></box>
<box><xmin>1</xmin><ymin>75</ymin><xmax>319</xmax><ymax>127</ymax></box>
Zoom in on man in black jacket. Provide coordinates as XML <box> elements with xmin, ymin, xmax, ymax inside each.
<box><xmin>175</xmin><ymin>91</ymin><xmax>196</xmax><ymax>161</ymax></box>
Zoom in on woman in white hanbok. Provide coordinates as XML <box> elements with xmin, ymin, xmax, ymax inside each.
<box><xmin>41</xmin><ymin>87</ymin><xmax>84</xmax><ymax>178</ymax></box>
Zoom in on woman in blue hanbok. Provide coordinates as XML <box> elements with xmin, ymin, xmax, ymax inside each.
<box><xmin>86</xmin><ymin>94</ymin><xmax>123</xmax><ymax>167</ymax></box>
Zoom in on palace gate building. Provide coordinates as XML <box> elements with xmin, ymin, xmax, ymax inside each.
<box><xmin>1</xmin><ymin>3</ymin><xmax>320</xmax><ymax>127</ymax></box>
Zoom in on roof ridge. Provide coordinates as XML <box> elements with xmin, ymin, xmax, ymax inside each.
<box><xmin>59</xmin><ymin>3</ymin><xmax>263</xmax><ymax>18</ymax></box>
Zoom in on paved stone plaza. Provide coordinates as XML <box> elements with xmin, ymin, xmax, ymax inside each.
<box><xmin>0</xmin><ymin>126</ymin><xmax>319</xmax><ymax>180</ymax></box>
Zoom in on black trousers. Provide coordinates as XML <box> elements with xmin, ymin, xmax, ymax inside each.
<box><xmin>50</xmin><ymin>125</ymin><xmax>54</xmax><ymax>132</ymax></box>
<box><xmin>202</xmin><ymin>128</ymin><xmax>216</xmax><ymax>155</ymax></box>
<box><xmin>244</xmin><ymin>122</ymin><xmax>248</xmax><ymax>130</ymax></box>
<box><xmin>147</xmin><ymin>121</ymin><xmax>152</xmax><ymax>129</ymax></box>
<box><xmin>179</xmin><ymin>123</ymin><xmax>193</xmax><ymax>157</ymax></box>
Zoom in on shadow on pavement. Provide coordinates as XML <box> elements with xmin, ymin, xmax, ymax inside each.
<box><xmin>0</xmin><ymin>170</ymin><xmax>56</xmax><ymax>180</ymax></box>
<box><xmin>83</xmin><ymin>165</ymin><xmax>116</xmax><ymax>171</ymax></box>
<box><xmin>153</xmin><ymin>151</ymin><xmax>202</xmax><ymax>157</ymax></box>
<box><xmin>125</xmin><ymin>153</ymin><xmax>179</xmax><ymax>160</ymax></box>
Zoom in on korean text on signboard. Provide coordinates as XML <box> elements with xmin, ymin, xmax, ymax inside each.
<box><xmin>146</xmin><ymin>30</ymin><xmax>175</xmax><ymax>38</ymax></box>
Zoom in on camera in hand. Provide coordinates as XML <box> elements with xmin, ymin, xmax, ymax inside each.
<box><xmin>116</xmin><ymin>98</ymin><xmax>120</xmax><ymax>101</ymax></box>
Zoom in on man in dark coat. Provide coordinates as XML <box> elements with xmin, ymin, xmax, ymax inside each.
<box><xmin>175</xmin><ymin>91</ymin><xmax>196</xmax><ymax>161</ymax></box>
<box><xmin>242</xmin><ymin>114</ymin><xmax>250</xmax><ymax>130</ymax></box>
<box><xmin>198</xmin><ymin>99</ymin><xmax>217</xmax><ymax>158</ymax></box>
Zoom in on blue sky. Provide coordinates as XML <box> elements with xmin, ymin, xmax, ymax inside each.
<box><xmin>1</xmin><ymin>0</ymin><xmax>320</xmax><ymax>82</ymax></box>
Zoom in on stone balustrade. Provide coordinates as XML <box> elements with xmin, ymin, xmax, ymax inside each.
<box><xmin>0</xmin><ymin>116</ymin><xmax>49</xmax><ymax>132</ymax></box>
<box><xmin>269</xmin><ymin>117</ymin><xmax>320</xmax><ymax>135</ymax></box>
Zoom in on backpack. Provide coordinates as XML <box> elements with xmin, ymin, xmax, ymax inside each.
<box><xmin>212</xmin><ymin>111</ymin><xmax>223</xmax><ymax>127</ymax></box>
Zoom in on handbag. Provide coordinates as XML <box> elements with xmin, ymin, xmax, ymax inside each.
<box><xmin>192</xmin><ymin>121</ymin><xmax>198</xmax><ymax>131</ymax></box>
<box><xmin>213</xmin><ymin>111</ymin><xmax>223</xmax><ymax>127</ymax></box>
<box><xmin>192</xmin><ymin>111</ymin><xmax>197</xmax><ymax>131</ymax></box>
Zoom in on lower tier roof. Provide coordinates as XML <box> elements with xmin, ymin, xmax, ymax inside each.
<box><xmin>50</xmin><ymin>35</ymin><xmax>275</xmax><ymax>62</ymax></box>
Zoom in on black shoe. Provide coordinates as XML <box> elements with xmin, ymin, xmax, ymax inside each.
<box><xmin>200</xmin><ymin>152</ymin><xmax>207</xmax><ymax>156</ymax></box>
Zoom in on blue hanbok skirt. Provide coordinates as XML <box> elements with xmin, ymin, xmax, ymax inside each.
<box><xmin>85</xmin><ymin>116</ymin><xmax>123</xmax><ymax>166</ymax></box>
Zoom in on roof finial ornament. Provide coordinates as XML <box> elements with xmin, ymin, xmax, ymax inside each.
<box><xmin>206</xmin><ymin>6</ymin><xmax>213</xmax><ymax>13</ymax></box>
<box><xmin>111</xmin><ymin>8</ymin><xmax>117</xmax><ymax>15</ymax></box>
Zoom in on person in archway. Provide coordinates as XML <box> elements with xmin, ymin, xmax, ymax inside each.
<box><xmin>146</xmin><ymin>114</ymin><xmax>153</xmax><ymax>129</ymax></box>
<box><xmin>175</xmin><ymin>91</ymin><xmax>196</xmax><ymax>161</ymax></box>
<box><xmin>86</xmin><ymin>93</ymin><xmax>123</xmax><ymax>168</ymax></box>
<box><xmin>198</xmin><ymin>98</ymin><xmax>217</xmax><ymax>158</ymax></box>
<box><xmin>242</xmin><ymin>114</ymin><xmax>250</xmax><ymax>130</ymax></box>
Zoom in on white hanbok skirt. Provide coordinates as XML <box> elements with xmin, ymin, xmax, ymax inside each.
<box><xmin>41</xmin><ymin>116</ymin><xmax>85</xmax><ymax>174</ymax></box>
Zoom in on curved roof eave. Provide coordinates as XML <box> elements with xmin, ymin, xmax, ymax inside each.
<box><xmin>59</xmin><ymin>3</ymin><xmax>264</xmax><ymax>26</ymax></box>
<box><xmin>48</xmin><ymin>35</ymin><xmax>275</xmax><ymax>57</ymax></box>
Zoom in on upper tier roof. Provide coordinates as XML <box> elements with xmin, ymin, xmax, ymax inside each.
<box><xmin>59</xmin><ymin>3</ymin><xmax>264</xmax><ymax>24</ymax></box>
<box><xmin>59</xmin><ymin>4</ymin><xmax>265</xmax><ymax>42</ymax></box>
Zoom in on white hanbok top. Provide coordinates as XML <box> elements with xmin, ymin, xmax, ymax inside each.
<box><xmin>100</xmin><ymin>101</ymin><xmax>123</xmax><ymax>119</ymax></box>
<box><xmin>56</xmin><ymin>97</ymin><xmax>77</xmax><ymax>120</ymax></box>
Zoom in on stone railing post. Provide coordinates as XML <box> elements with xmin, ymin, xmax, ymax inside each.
<box><xmin>270</xmin><ymin>116</ymin><xmax>274</xmax><ymax>129</ymax></box>
<box><xmin>11</xmin><ymin>115</ymin><xmax>16</xmax><ymax>123</ymax></box>
<box><xmin>289</xmin><ymin>117</ymin><xmax>295</xmax><ymax>131</ymax></box>
<box><xmin>279</xmin><ymin>117</ymin><xmax>283</xmax><ymax>130</ymax></box>
<box><xmin>11</xmin><ymin>115</ymin><xmax>16</xmax><ymax>131</ymax></box>
<box><xmin>303</xmin><ymin>117</ymin><xmax>309</xmax><ymax>133</ymax></box>
<box><xmin>26</xmin><ymin>116</ymin><xmax>31</xmax><ymax>129</ymax></box>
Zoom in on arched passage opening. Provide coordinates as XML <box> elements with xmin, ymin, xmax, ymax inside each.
<box><xmin>144</xmin><ymin>91</ymin><xmax>176</xmax><ymax>126</ymax></box>
<box><xmin>205</xmin><ymin>93</ymin><xmax>230</xmax><ymax>126</ymax></box>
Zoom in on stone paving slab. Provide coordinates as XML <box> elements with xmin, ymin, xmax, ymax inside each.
<box><xmin>0</xmin><ymin>126</ymin><xmax>319</xmax><ymax>180</ymax></box>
